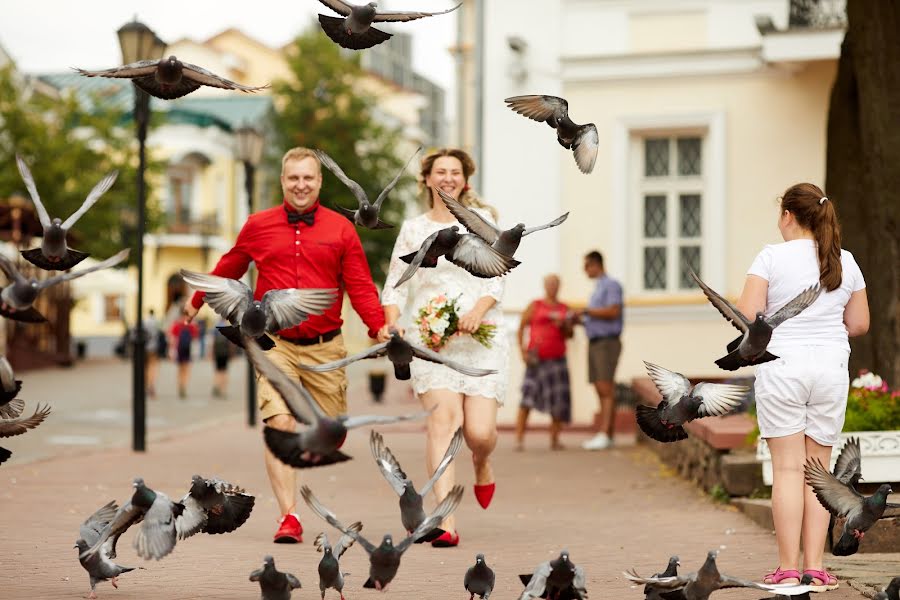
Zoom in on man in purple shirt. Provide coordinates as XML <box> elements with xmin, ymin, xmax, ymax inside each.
<box><xmin>576</xmin><ymin>250</ymin><xmax>623</xmax><ymax>450</ymax></box>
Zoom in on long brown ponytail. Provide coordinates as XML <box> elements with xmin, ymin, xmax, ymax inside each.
<box><xmin>780</xmin><ymin>182</ymin><xmax>842</xmax><ymax>292</ymax></box>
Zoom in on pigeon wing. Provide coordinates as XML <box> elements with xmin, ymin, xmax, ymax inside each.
<box><xmin>315</xmin><ymin>150</ymin><xmax>370</xmax><ymax>207</ymax></box>
<box><xmin>573</xmin><ymin>124</ymin><xmax>599</xmax><ymax>174</ymax></box>
<box><xmin>133</xmin><ymin>494</ymin><xmax>177</xmax><ymax>560</ymax></box>
<box><xmin>334</xmin><ymin>521</ymin><xmax>361</xmax><ymax>558</ymax></box>
<box><xmin>622</xmin><ymin>569</ymin><xmax>690</xmax><ymax>591</ymax></box>
<box><xmin>522</xmin><ymin>212</ymin><xmax>570</xmax><ymax>237</ymax></box>
<box><xmin>766</xmin><ymin>283</ymin><xmax>822</xmax><ymax>328</ymax></box>
<box><xmin>79</xmin><ymin>501</ymin><xmax>119</xmax><ymax>546</ymax></box>
<box><xmin>317</xmin><ymin>0</ymin><xmax>353</xmax><ymax>16</ymax></box>
<box><xmin>573</xmin><ymin>565</ymin><xmax>588</xmax><ymax>596</ymax></box>
<box><xmin>180</xmin><ymin>62</ymin><xmax>269</xmax><ymax>92</ymax></box>
<box><xmin>0</xmin><ymin>403</ymin><xmax>51</xmax><ymax>438</ymax></box>
<box><xmin>82</xmin><ymin>501</ymin><xmax>144</xmax><ymax>559</ymax></box>
<box><xmin>373</xmin><ymin>146</ymin><xmax>421</xmax><ymax>210</ymax></box>
<box><xmin>262</xmin><ymin>287</ymin><xmax>338</xmax><ymax>332</ymax></box>
<box><xmin>15</xmin><ymin>155</ymin><xmax>51</xmax><ymax>227</ymax></box>
<box><xmin>505</xmin><ymin>95</ymin><xmax>569</xmax><ymax>124</ymax></box>
<box><xmin>300</xmin><ymin>485</ymin><xmax>376</xmax><ymax>553</ymax></box>
<box><xmin>61</xmin><ymin>170</ymin><xmax>118</xmax><ymax>230</ymax></box>
<box><xmin>75</xmin><ymin>60</ymin><xmax>160</xmax><ymax>79</ymax></box>
<box><xmin>174</xmin><ymin>494</ymin><xmax>208</xmax><ymax>541</ymax></box>
<box><xmin>180</xmin><ymin>270</ymin><xmax>251</xmax><ymax>323</ymax></box>
<box><xmin>420</xmin><ymin>427</ymin><xmax>463</xmax><ymax>495</ymax></box>
<box><xmin>398</xmin><ymin>484</ymin><xmax>463</xmax><ymax>553</ymax></box>
<box><xmin>0</xmin><ymin>356</ymin><xmax>15</xmax><ymax>393</ymax></box>
<box><xmin>436</xmin><ymin>189</ymin><xmax>500</xmax><ymax>243</ymax></box>
<box><xmin>833</xmin><ymin>436</ymin><xmax>862</xmax><ymax>484</ymax></box>
<box><xmin>643</xmin><ymin>361</ymin><xmax>692</xmax><ymax>403</ymax></box>
<box><xmin>296</xmin><ymin>342</ymin><xmax>387</xmax><ymax>372</ymax></box>
<box><xmin>244</xmin><ymin>340</ymin><xmax>321</xmax><ymax>424</ymax></box>
<box><xmin>448</xmin><ymin>235</ymin><xmax>520</xmax><ymax>278</ymax></box>
<box><xmin>393</xmin><ymin>230</ymin><xmax>441</xmax><ymax>288</ymax></box>
<box><xmin>410</xmin><ymin>344</ymin><xmax>498</xmax><ymax>377</ymax></box>
<box><xmin>370</xmin><ymin>430</ymin><xmax>409</xmax><ymax>496</ymax></box>
<box><xmin>521</xmin><ymin>561</ymin><xmax>553</xmax><ymax>599</ymax></box>
<box><xmin>373</xmin><ymin>3</ymin><xmax>461</xmax><ymax>22</ymax></box>
<box><xmin>690</xmin><ymin>269</ymin><xmax>750</xmax><ymax>332</ymax></box>
<box><xmin>693</xmin><ymin>382</ymin><xmax>749</xmax><ymax>417</ymax></box>
<box><xmin>804</xmin><ymin>458</ymin><xmax>864</xmax><ymax>519</ymax></box>
<box><xmin>341</xmin><ymin>406</ymin><xmax>433</xmax><ymax>430</ymax></box>
<box><xmin>39</xmin><ymin>249</ymin><xmax>129</xmax><ymax>289</ymax></box>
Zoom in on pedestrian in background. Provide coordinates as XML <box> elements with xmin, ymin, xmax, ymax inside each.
<box><xmin>169</xmin><ymin>309</ymin><xmax>199</xmax><ymax>399</ymax></box>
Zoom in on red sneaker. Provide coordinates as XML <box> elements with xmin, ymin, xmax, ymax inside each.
<box><xmin>273</xmin><ymin>513</ymin><xmax>303</xmax><ymax>544</ymax></box>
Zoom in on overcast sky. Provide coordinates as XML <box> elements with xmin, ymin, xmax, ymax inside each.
<box><xmin>1</xmin><ymin>0</ymin><xmax>458</xmax><ymax>116</ymax></box>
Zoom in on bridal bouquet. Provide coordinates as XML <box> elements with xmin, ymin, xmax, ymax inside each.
<box><xmin>415</xmin><ymin>294</ymin><xmax>496</xmax><ymax>351</ymax></box>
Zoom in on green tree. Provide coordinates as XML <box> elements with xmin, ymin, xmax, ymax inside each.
<box><xmin>272</xmin><ymin>26</ymin><xmax>413</xmax><ymax>285</ymax></box>
<box><xmin>0</xmin><ymin>66</ymin><xmax>162</xmax><ymax>262</ymax></box>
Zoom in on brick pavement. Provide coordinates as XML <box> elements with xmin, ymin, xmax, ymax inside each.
<box><xmin>0</xmin><ymin>414</ymin><xmax>883</xmax><ymax>600</ymax></box>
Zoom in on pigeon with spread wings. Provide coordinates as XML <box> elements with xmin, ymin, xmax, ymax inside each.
<box><xmin>0</xmin><ymin>403</ymin><xmax>51</xmax><ymax>467</ymax></box>
<box><xmin>314</xmin><ymin>524</ymin><xmax>361</xmax><ymax>600</ymax></box>
<box><xmin>174</xmin><ymin>475</ymin><xmax>255</xmax><ymax>541</ymax></box>
<box><xmin>249</xmin><ymin>556</ymin><xmax>302</xmax><ymax>600</ymax></box>
<box><xmin>518</xmin><ymin>550</ymin><xmax>588</xmax><ymax>600</ymax></box>
<box><xmin>0</xmin><ymin>356</ymin><xmax>24</xmax><ymax>418</ymax></box>
<box><xmin>827</xmin><ymin>437</ymin><xmax>862</xmax><ymax>552</ymax></box>
<box><xmin>75</xmin><ymin>501</ymin><xmax>139</xmax><ymax>599</ymax></box>
<box><xmin>317</xmin><ymin>1</ymin><xmax>461</xmax><ymax>50</ymax></box>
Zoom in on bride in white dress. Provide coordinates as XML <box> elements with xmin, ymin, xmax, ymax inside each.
<box><xmin>380</xmin><ymin>148</ymin><xmax>508</xmax><ymax>547</ymax></box>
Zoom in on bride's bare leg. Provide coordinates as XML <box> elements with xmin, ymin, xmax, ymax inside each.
<box><xmin>420</xmin><ymin>388</ymin><xmax>464</xmax><ymax>532</ymax></box>
<box><xmin>463</xmin><ymin>395</ymin><xmax>498</xmax><ymax>485</ymax></box>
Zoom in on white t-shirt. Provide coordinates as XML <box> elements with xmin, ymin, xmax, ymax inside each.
<box><xmin>747</xmin><ymin>239</ymin><xmax>865</xmax><ymax>353</ymax></box>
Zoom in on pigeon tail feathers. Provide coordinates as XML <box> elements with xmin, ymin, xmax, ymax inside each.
<box><xmin>21</xmin><ymin>247</ymin><xmax>90</xmax><ymax>271</ymax></box>
<box><xmin>635</xmin><ymin>404</ymin><xmax>689</xmax><ymax>443</ymax></box>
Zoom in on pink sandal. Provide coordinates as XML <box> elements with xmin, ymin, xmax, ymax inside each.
<box><xmin>764</xmin><ymin>567</ymin><xmax>801</xmax><ymax>585</ymax></box>
<box><xmin>803</xmin><ymin>569</ymin><xmax>839</xmax><ymax>591</ymax></box>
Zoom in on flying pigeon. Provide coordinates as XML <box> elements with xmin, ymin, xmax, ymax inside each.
<box><xmin>316</xmin><ymin>1</ymin><xmax>461</xmax><ymax>50</ymax></box>
<box><xmin>75</xmin><ymin>501</ymin><xmax>139</xmax><ymax>599</ymax></box>
<box><xmin>0</xmin><ymin>249</ymin><xmax>130</xmax><ymax>323</ymax></box>
<box><xmin>314</xmin><ymin>524</ymin><xmax>361</xmax><ymax>600</ymax></box>
<box><xmin>76</xmin><ymin>56</ymin><xmax>269</xmax><ymax>100</ymax></box>
<box><xmin>249</xmin><ymin>555</ymin><xmax>302</xmax><ymax>600</ymax></box>
<box><xmin>625</xmin><ymin>550</ymin><xmax>813</xmax><ymax>599</ymax></box>
<box><xmin>636</xmin><ymin>361</ymin><xmax>749</xmax><ymax>443</ymax></box>
<box><xmin>873</xmin><ymin>577</ymin><xmax>900</xmax><ymax>600</ymax></box>
<box><xmin>174</xmin><ymin>475</ymin><xmax>255</xmax><ymax>540</ymax></box>
<box><xmin>645</xmin><ymin>556</ymin><xmax>685</xmax><ymax>600</ymax></box>
<box><xmin>804</xmin><ymin>457</ymin><xmax>898</xmax><ymax>556</ymax></box>
<box><xmin>0</xmin><ymin>403</ymin><xmax>51</xmax><ymax>438</ymax></box>
<box><xmin>245</xmin><ymin>340</ymin><xmax>433</xmax><ymax>468</ymax></box>
<box><xmin>690</xmin><ymin>270</ymin><xmax>821</xmax><ymax>371</ymax></box>
<box><xmin>15</xmin><ymin>155</ymin><xmax>118</xmax><ymax>271</ymax></box>
<box><xmin>301</xmin><ymin>483</ymin><xmax>464</xmax><ymax>592</ymax></box>
<box><xmin>504</xmin><ymin>95</ymin><xmax>599</xmax><ymax>174</ymax></box>
<box><xmin>465</xmin><ymin>553</ymin><xmax>495</xmax><ymax>600</ymax></box>
<box><xmin>827</xmin><ymin>437</ymin><xmax>862</xmax><ymax>551</ymax></box>
<box><xmin>437</xmin><ymin>189</ymin><xmax>568</xmax><ymax>257</ymax></box>
<box><xmin>393</xmin><ymin>225</ymin><xmax>520</xmax><ymax>288</ymax></box>
<box><xmin>297</xmin><ymin>331</ymin><xmax>497</xmax><ymax>380</ymax></box>
<box><xmin>518</xmin><ymin>550</ymin><xmax>588</xmax><ymax>600</ymax></box>
<box><xmin>180</xmin><ymin>269</ymin><xmax>337</xmax><ymax>350</ymax></box>
<box><xmin>370</xmin><ymin>427</ymin><xmax>463</xmax><ymax>542</ymax></box>
<box><xmin>0</xmin><ymin>356</ymin><xmax>24</xmax><ymax>417</ymax></box>
<box><xmin>316</xmin><ymin>146</ymin><xmax>420</xmax><ymax>230</ymax></box>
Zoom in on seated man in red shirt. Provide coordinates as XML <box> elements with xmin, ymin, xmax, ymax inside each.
<box><xmin>184</xmin><ymin>147</ymin><xmax>388</xmax><ymax>543</ymax></box>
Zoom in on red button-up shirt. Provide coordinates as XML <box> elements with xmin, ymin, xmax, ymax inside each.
<box><xmin>190</xmin><ymin>200</ymin><xmax>385</xmax><ymax>339</ymax></box>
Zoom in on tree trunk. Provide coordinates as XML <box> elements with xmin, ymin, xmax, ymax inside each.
<box><xmin>826</xmin><ymin>0</ymin><xmax>900</xmax><ymax>386</ymax></box>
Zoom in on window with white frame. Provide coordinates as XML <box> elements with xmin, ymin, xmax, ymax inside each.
<box><xmin>638</xmin><ymin>135</ymin><xmax>704</xmax><ymax>292</ymax></box>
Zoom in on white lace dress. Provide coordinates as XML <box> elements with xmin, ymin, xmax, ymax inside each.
<box><xmin>381</xmin><ymin>212</ymin><xmax>509</xmax><ymax>404</ymax></box>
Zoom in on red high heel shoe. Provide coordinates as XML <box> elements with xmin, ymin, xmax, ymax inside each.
<box><xmin>473</xmin><ymin>483</ymin><xmax>495</xmax><ymax>509</ymax></box>
<box><xmin>430</xmin><ymin>530</ymin><xmax>459</xmax><ymax>548</ymax></box>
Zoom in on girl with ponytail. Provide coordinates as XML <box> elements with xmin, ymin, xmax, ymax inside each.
<box><xmin>736</xmin><ymin>183</ymin><xmax>869</xmax><ymax>590</ymax></box>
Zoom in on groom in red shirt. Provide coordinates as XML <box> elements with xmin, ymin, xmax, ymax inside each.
<box><xmin>184</xmin><ymin>147</ymin><xmax>387</xmax><ymax>543</ymax></box>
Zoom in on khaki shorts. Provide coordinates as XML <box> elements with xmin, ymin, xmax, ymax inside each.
<box><xmin>587</xmin><ymin>337</ymin><xmax>622</xmax><ymax>383</ymax></box>
<box><xmin>256</xmin><ymin>334</ymin><xmax>349</xmax><ymax>422</ymax></box>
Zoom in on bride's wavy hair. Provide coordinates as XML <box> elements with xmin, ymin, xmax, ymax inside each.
<box><xmin>418</xmin><ymin>148</ymin><xmax>498</xmax><ymax>221</ymax></box>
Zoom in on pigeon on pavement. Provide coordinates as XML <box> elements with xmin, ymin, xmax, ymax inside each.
<box><xmin>316</xmin><ymin>147</ymin><xmax>420</xmax><ymax>230</ymax></box>
<box><xmin>465</xmin><ymin>553</ymin><xmax>495</xmax><ymax>600</ymax></box>
<box><xmin>393</xmin><ymin>226</ymin><xmax>520</xmax><ymax>288</ymax></box>
<box><xmin>690</xmin><ymin>270</ymin><xmax>821</xmax><ymax>371</ymax></box>
<box><xmin>437</xmin><ymin>189</ymin><xmax>568</xmax><ymax>257</ymax></box>
<box><xmin>314</xmin><ymin>524</ymin><xmax>361</xmax><ymax>600</ymax></box>
<box><xmin>636</xmin><ymin>362</ymin><xmax>749</xmax><ymax>443</ymax></box>
<box><xmin>180</xmin><ymin>269</ymin><xmax>337</xmax><ymax>350</ymax></box>
<box><xmin>519</xmin><ymin>550</ymin><xmax>588</xmax><ymax>600</ymax></box>
<box><xmin>75</xmin><ymin>501</ymin><xmax>139</xmax><ymax>599</ymax></box>
<box><xmin>301</xmin><ymin>484</ymin><xmax>464</xmax><ymax>591</ymax></box>
<box><xmin>0</xmin><ymin>356</ymin><xmax>24</xmax><ymax>416</ymax></box>
<box><xmin>76</xmin><ymin>56</ymin><xmax>268</xmax><ymax>100</ymax></box>
<box><xmin>316</xmin><ymin>0</ymin><xmax>461</xmax><ymax>50</ymax></box>
<box><xmin>370</xmin><ymin>427</ymin><xmax>463</xmax><ymax>542</ymax></box>
<box><xmin>645</xmin><ymin>556</ymin><xmax>685</xmax><ymax>600</ymax></box>
<box><xmin>174</xmin><ymin>475</ymin><xmax>255</xmax><ymax>540</ymax></box>
<box><xmin>804</xmin><ymin>457</ymin><xmax>898</xmax><ymax>556</ymax></box>
<box><xmin>15</xmin><ymin>155</ymin><xmax>118</xmax><ymax>271</ymax></box>
<box><xmin>245</xmin><ymin>340</ymin><xmax>433</xmax><ymax>468</ymax></box>
<box><xmin>0</xmin><ymin>249</ymin><xmax>129</xmax><ymax>323</ymax></box>
<box><xmin>827</xmin><ymin>437</ymin><xmax>862</xmax><ymax>550</ymax></box>
<box><xmin>249</xmin><ymin>555</ymin><xmax>302</xmax><ymax>600</ymax></box>
<box><xmin>873</xmin><ymin>577</ymin><xmax>900</xmax><ymax>600</ymax></box>
<box><xmin>0</xmin><ymin>403</ymin><xmax>51</xmax><ymax>438</ymax></box>
<box><xmin>297</xmin><ymin>331</ymin><xmax>497</xmax><ymax>380</ymax></box>
<box><xmin>625</xmin><ymin>550</ymin><xmax>813</xmax><ymax>599</ymax></box>
<box><xmin>504</xmin><ymin>95</ymin><xmax>599</xmax><ymax>174</ymax></box>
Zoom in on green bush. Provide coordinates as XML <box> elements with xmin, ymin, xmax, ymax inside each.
<box><xmin>843</xmin><ymin>388</ymin><xmax>900</xmax><ymax>432</ymax></box>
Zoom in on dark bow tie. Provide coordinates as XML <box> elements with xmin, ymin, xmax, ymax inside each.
<box><xmin>286</xmin><ymin>206</ymin><xmax>316</xmax><ymax>226</ymax></box>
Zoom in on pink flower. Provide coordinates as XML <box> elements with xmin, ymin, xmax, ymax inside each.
<box><xmin>435</xmin><ymin>294</ymin><xmax>447</xmax><ymax>304</ymax></box>
<box><xmin>431</xmin><ymin>333</ymin><xmax>441</xmax><ymax>345</ymax></box>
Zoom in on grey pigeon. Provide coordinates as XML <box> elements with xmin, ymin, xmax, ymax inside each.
<box><xmin>301</xmin><ymin>484</ymin><xmax>463</xmax><ymax>591</ymax></box>
<box><xmin>625</xmin><ymin>550</ymin><xmax>813</xmax><ymax>599</ymax></box>
<box><xmin>690</xmin><ymin>270</ymin><xmax>821</xmax><ymax>371</ymax></box>
<box><xmin>15</xmin><ymin>155</ymin><xmax>117</xmax><ymax>271</ymax></box>
<box><xmin>504</xmin><ymin>95</ymin><xmax>599</xmax><ymax>174</ymax></box>
<box><xmin>465</xmin><ymin>553</ymin><xmax>495</xmax><ymax>600</ymax></box>
<box><xmin>636</xmin><ymin>362</ymin><xmax>749</xmax><ymax>443</ymax></box>
<box><xmin>393</xmin><ymin>226</ymin><xmax>520</xmax><ymax>288</ymax></box>
<box><xmin>518</xmin><ymin>549</ymin><xmax>588</xmax><ymax>600</ymax></box>
<box><xmin>437</xmin><ymin>188</ymin><xmax>568</xmax><ymax>257</ymax></box>
<box><xmin>76</xmin><ymin>56</ymin><xmax>269</xmax><ymax>100</ymax></box>
<box><xmin>370</xmin><ymin>427</ymin><xmax>463</xmax><ymax>542</ymax></box>
<box><xmin>82</xmin><ymin>478</ymin><xmax>181</xmax><ymax>562</ymax></box>
<box><xmin>180</xmin><ymin>269</ymin><xmax>337</xmax><ymax>350</ymax></box>
<box><xmin>645</xmin><ymin>556</ymin><xmax>685</xmax><ymax>600</ymax></box>
<box><xmin>297</xmin><ymin>330</ymin><xmax>497</xmax><ymax>380</ymax></box>
<box><xmin>314</xmin><ymin>524</ymin><xmax>361</xmax><ymax>600</ymax></box>
<box><xmin>0</xmin><ymin>403</ymin><xmax>51</xmax><ymax>438</ymax></box>
<box><xmin>317</xmin><ymin>0</ymin><xmax>461</xmax><ymax>50</ymax></box>
<box><xmin>827</xmin><ymin>437</ymin><xmax>862</xmax><ymax>551</ymax></box>
<box><xmin>245</xmin><ymin>340</ymin><xmax>433</xmax><ymax>468</ymax></box>
<box><xmin>873</xmin><ymin>577</ymin><xmax>900</xmax><ymax>600</ymax></box>
<box><xmin>0</xmin><ymin>356</ymin><xmax>24</xmax><ymax>417</ymax></box>
<box><xmin>75</xmin><ymin>501</ymin><xmax>138</xmax><ymax>599</ymax></box>
<box><xmin>249</xmin><ymin>556</ymin><xmax>302</xmax><ymax>600</ymax></box>
<box><xmin>316</xmin><ymin>147</ymin><xmax>420</xmax><ymax>230</ymax></box>
<box><xmin>0</xmin><ymin>249</ymin><xmax>129</xmax><ymax>323</ymax></box>
<box><xmin>804</xmin><ymin>457</ymin><xmax>898</xmax><ymax>556</ymax></box>
<box><xmin>174</xmin><ymin>475</ymin><xmax>255</xmax><ymax>540</ymax></box>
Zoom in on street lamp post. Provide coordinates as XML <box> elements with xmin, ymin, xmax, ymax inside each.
<box><xmin>118</xmin><ymin>19</ymin><xmax>165</xmax><ymax>452</ymax></box>
<box><xmin>234</xmin><ymin>126</ymin><xmax>265</xmax><ymax>427</ymax></box>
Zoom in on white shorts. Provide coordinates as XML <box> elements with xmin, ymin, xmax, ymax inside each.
<box><xmin>754</xmin><ymin>345</ymin><xmax>850</xmax><ymax>447</ymax></box>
